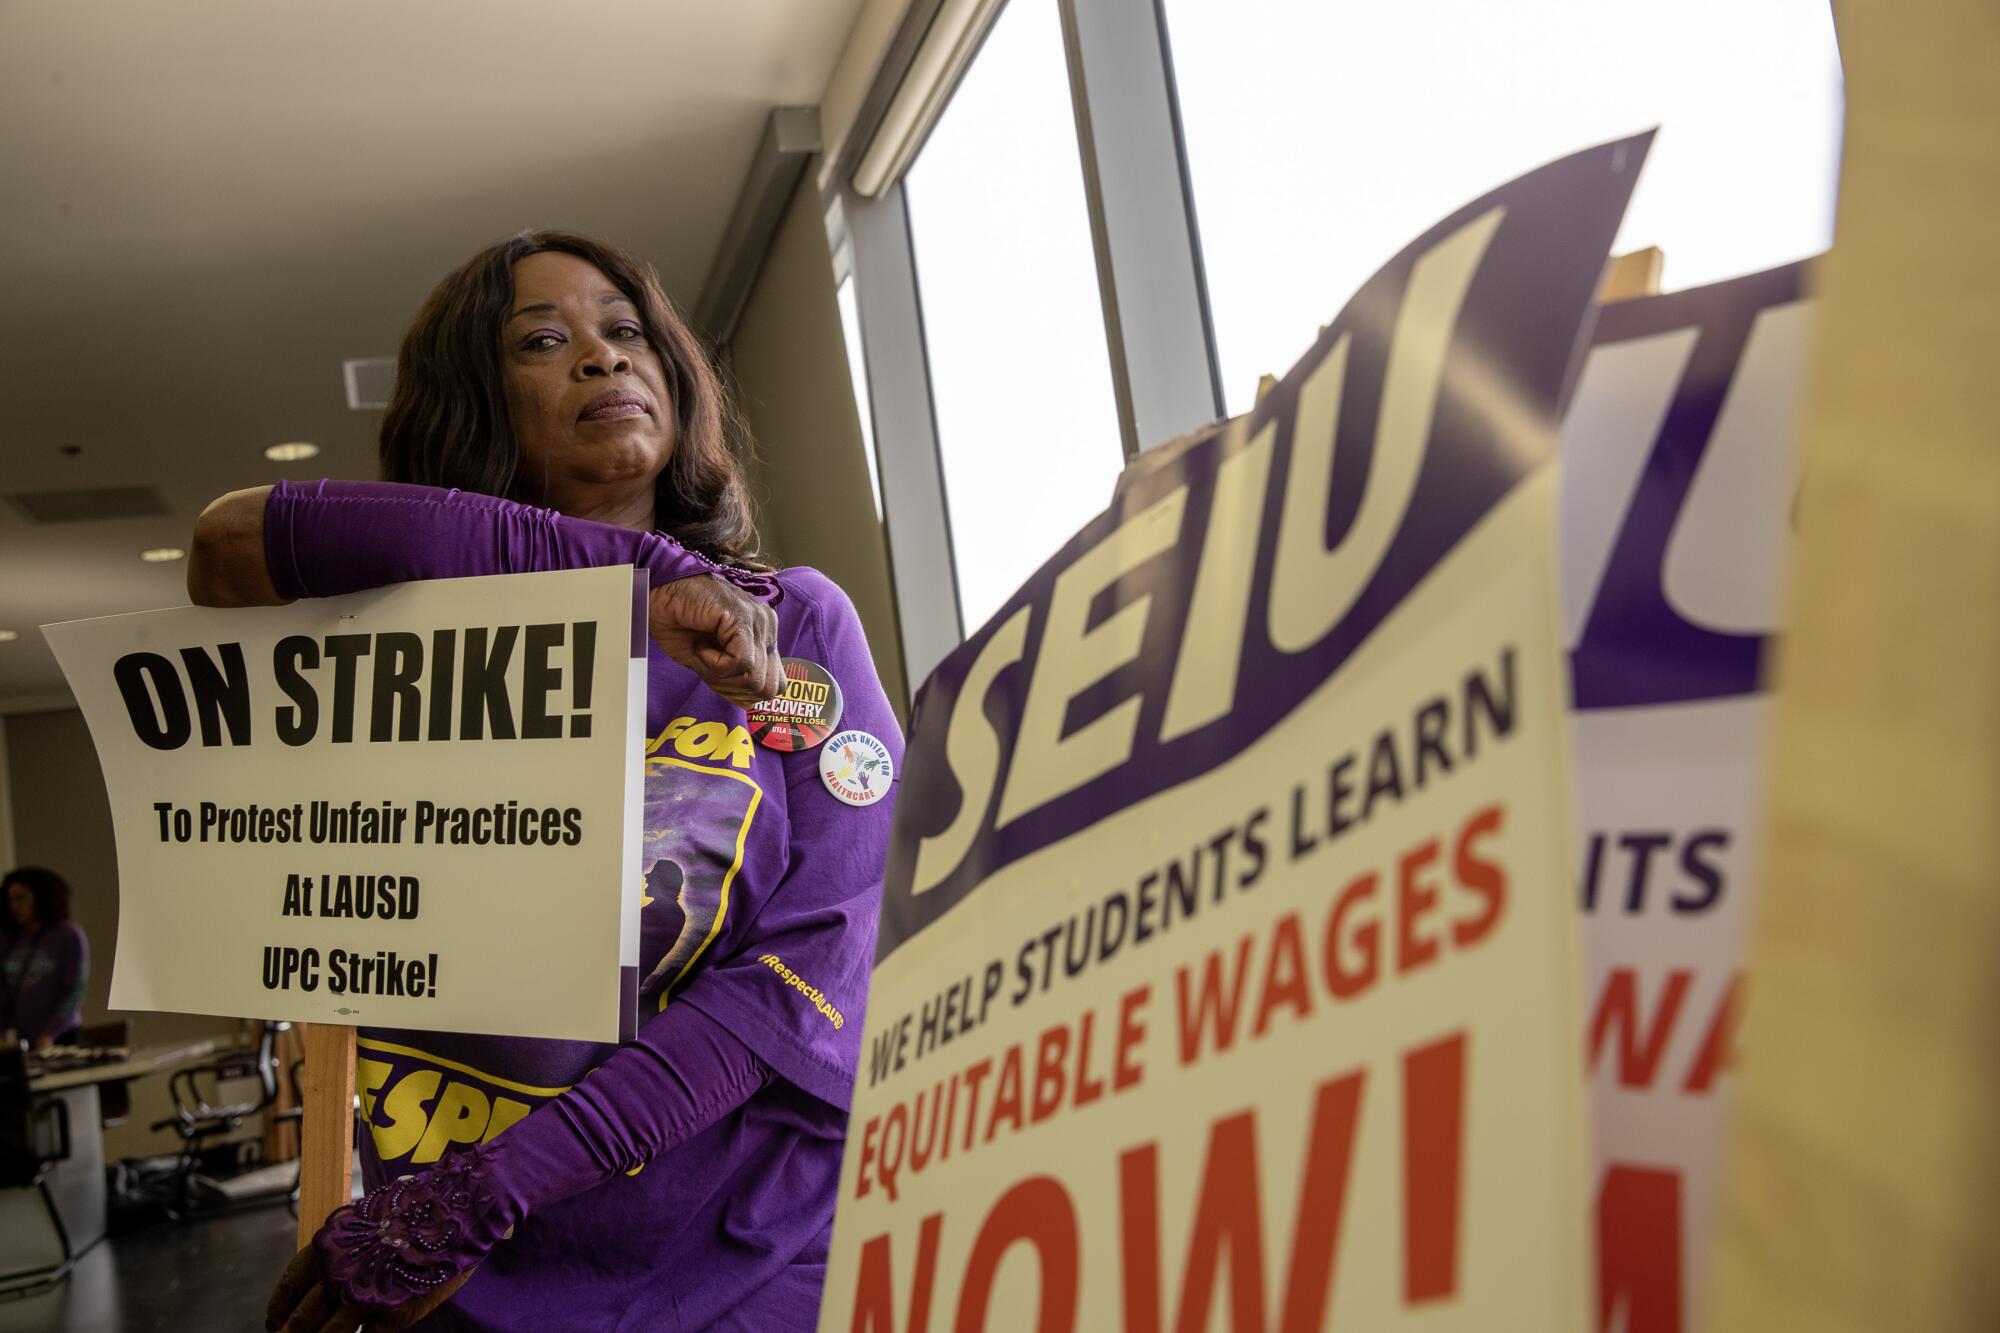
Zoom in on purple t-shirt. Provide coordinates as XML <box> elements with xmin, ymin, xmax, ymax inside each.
<box><xmin>1</xmin><ymin>920</ymin><xmax>88</xmax><ymax>1043</ymax></box>
<box><xmin>263</xmin><ymin>482</ymin><xmax>899</xmax><ymax>1332</ymax></box>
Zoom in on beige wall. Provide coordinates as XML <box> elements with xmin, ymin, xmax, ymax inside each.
<box><xmin>5</xmin><ymin>708</ymin><xmax>252</xmax><ymax>1159</ymax></box>
<box><xmin>730</xmin><ymin>174</ymin><xmax>910</xmax><ymax>719</ymax></box>
<box><xmin>5</xmin><ymin>711</ymin><xmax>119</xmax><ymax>1030</ymax></box>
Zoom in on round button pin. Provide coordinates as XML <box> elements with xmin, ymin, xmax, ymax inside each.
<box><xmin>819</xmin><ymin>730</ymin><xmax>893</xmax><ymax>807</ymax></box>
<box><xmin>746</xmin><ymin>658</ymin><xmax>844</xmax><ymax>751</ymax></box>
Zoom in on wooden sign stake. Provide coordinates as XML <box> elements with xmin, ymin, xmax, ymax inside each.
<box><xmin>1708</xmin><ymin>0</ymin><xmax>2000</xmax><ymax>1326</ymax></box>
<box><xmin>295</xmin><ymin>1023</ymin><xmax>357</xmax><ymax>1247</ymax></box>
<box><xmin>1595</xmin><ymin>245</ymin><xmax>1664</xmax><ymax>302</ymax></box>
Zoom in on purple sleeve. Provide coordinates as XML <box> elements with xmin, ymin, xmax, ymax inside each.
<box><xmin>314</xmin><ymin>1002</ymin><xmax>769</xmax><ymax>1309</ymax></box>
<box><xmin>676</xmin><ymin>570</ymin><xmax>900</xmax><ymax>1110</ymax></box>
<box><xmin>262</xmin><ymin>479</ymin><xmax>779</xmax><ymax>603</ymax></box>
<box><xmin>12</xmin><ymin>924</ymin><xmax>89</xmax><ymax>1041</ymax></box>
<box><xmin>47</xmin><ymin>926</ymin><xmax>87</xmax><ymax>1038</ymax></box>
<box><xmin>487</xmin><ymin>1001</ymin><xmax>770</xmax><ymax>1218</ymax></box>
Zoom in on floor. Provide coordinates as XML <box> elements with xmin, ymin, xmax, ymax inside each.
<box><xmin>0</xmin><ymin>1197</ymin><xmax>301</xmax><ymax>1333</ymax></box>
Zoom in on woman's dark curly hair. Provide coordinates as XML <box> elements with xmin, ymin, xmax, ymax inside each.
<box><xmin>2</xmin><ymin>867</ymin><xmax>71</xmax><ymax>935</ymax></box>
<box><xmin>379</xmin><ymin>230</ymin><xmax>765</xmax><ymax>569</ymax></box>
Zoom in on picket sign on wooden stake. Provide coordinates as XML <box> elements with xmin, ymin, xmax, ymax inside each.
<box><xmin>36</xmin><ymin>568</ymin><xmax>650</xmax><ymax>1252</ymax></box>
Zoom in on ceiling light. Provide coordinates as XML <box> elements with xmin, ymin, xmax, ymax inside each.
<box><xmin>140</xmin><ymin>547</ymin><xmax>186</xmax><ymax>563</ymax></box>
<box><xmin>265</xmin><ymin>441</ymin><xmax>320</xmax><ymax>462</ymax></box>
<box><xmin>0</xmin><ymin>630</ymin><xmax>17</xmax><ymax>643</ymax></box>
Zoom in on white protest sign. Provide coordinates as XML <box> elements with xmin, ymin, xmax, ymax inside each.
<box><xmin>823</xmin><ymin>138</ymin><xmax>1650</xmax><ymax>1332</ymax></box>
<box><xmin>43</xmin><ymin>566</ymin><xmax>647</xmax><ymax>1044</ymax></box>
<box><xmin>1559</xmin><ymin>261</ymin><xmax>1813</xmax><ymax>1332</ymax></box>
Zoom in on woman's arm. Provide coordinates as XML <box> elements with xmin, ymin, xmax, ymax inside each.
<box><xmin>188</xmin><ymin>487</ymin><xmax>286</xmax><ymax>607</ymax></box>
<box><xmin>191</xmin><ymin>480</ymin><xmax>784</xmax><ymax>703</ymax></box>
<box><xmin>256</xmin><ymin>480</ymin><xmax>778</xmax><ymax>603</ymax></box>
<box><xmin>268</xmin><ymin>1002</ymin><xmax>770</xmax><ymax>1328</ymax></box>
<box><xmin>674</xmin><ymin>570</ymin><xmax>900</xmax><ymax>1106</ymax></box>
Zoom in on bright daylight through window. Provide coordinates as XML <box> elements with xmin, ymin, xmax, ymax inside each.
<box><xmin>1162</xmin><ymin>0</ymin><xmax>1847</xmax><ymax>414</ymax></box>
<box><xmin>905</xmin><ymin>0</ymin><xmax>1124</xmax><ymax>635</ymax></box>
<box><xmin>835</xmin><ymin>274</ymin><xmax>883</xmax><ymax>520</ymax></box>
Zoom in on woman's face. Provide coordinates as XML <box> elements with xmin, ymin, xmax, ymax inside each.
<box><xmin>6</xmin><ymin>883</ymin><xmax>34</xmax><ymax>928</ymax></box>
<box><xmin>502</xmin><ymin>251</ymin><xmax>675</xmax><ymax>527</ymax></box>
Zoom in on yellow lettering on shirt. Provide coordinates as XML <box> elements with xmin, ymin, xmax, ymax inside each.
<box><xmin>756</xmin><ymin>952</ymin><xmax>846</xmax><ymax>1030</ymax></box>
<box><xmin>648</xmin><ymin>716</ymin><xmax>755</xmax><ymax>770</ymax></box>
<box><xmin>364</xmin><ymin>1075</ymin><xmax>548</xmax><ymax>1166</ymax></box>
<box><xmin>355</xmin><ymin>1040</ymin><xmax>573</xmax><ymax>1166</ymax></box>
<box><xmin>356</xmin><ymin>1057</ymin><xmax>393</xmax><ymax>1121</ymax></box>
<box><xmin>372</xmin><ymin>1069</ymin><xmax>440</xmax><ymax>1161</ymax></box>
<box><xmin>413</xmin><ymin>1080</ymin><xmax>491</xmax><ymax>1164</ymax></box>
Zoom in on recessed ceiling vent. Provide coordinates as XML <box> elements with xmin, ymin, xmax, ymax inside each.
<box><xmin>344</xmin><ymin>357</ymin><xmax>396</xmax><ymax>410</ymax></box>
<box><xmin>9</xmin><ymin>485</ymin><xmax>170</xmax><ymax>524</ymax></box>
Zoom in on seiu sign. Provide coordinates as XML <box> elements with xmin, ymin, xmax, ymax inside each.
<box><xmin>878</xmin><ymin>137</ymin><xmax>1652</xmax><ymax>960</ymax></box>
<box><xmin>1560</xmin><ymin>260</ymin><xmax>1813</xmax><ymax>710</ymax></box>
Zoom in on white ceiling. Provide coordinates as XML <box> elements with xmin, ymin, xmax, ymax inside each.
<box><xmin>0</xmin><ymin>0</ymin><xmax>863</xmax><ymax>702</ymax></box>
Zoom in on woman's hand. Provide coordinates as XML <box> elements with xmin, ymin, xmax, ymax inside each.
<box><xmin>649</xmin><ymin>575</ymin><xmax>785</xmax><ymax>706</ymax></box>
<box><xmin>266</xmin><ymin>1153</ymin><xmax>500</xmax><ymax>1332</ymax></box>
<box><xmin>266</xmin><ymin>1245</ymin><xmax>475</xmax><ymax>1333</ymax></box>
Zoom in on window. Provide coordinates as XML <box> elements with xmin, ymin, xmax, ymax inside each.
<box><xmin>1162</xmin><ymin>0</ymin><xmax>1846</xmax><ymax>414</ymax></box>
<box><xmin>904</xmin><ymin>0</ymin><xmax>1125</xmax><ymax>633</ymax></box>
<box><xmin>834</xmin><ymin>272</ymin><xmax>884</xmax><ymax>520</ymax></box>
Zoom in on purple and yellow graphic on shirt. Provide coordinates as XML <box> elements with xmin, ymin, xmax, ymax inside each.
<box><xmin>356</xmin><ymin>1034</ymin><xmax>566</xmax><ymax>1167</ymax></box>
<box><xmin>747</xmin><ymin>658</ymin><xmax>845</xmax><ymax>752</ymax></box>
<box><xmin>640</xmin><ymin>730</ymin><xmax>764</xmax><ymax>1007</ymax></box>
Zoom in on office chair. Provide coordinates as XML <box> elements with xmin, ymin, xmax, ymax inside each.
<box><xmin>148</xmin><ymin>1019</ymin><xmax>285</xmax><ymax>1217</ymax></box>
<box><xmin>0</xmin><ymin>1043</ymin><xmax>80</xmax><ymax>1292</ymax></box>
<box><xmin>278</xmin><ymin>1050</ymin><xmax>305</xmax><ymax>1215</ymax></box>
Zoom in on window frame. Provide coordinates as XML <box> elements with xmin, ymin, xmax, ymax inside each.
<box><xmin>824</xmin><ymin>0</ymin><xmax>1222</xmax><ymax>681</ymax></box>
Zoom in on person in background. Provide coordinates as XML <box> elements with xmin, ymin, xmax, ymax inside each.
<box><xmin>190</xmin><ymin>230</ymin><xmax>899</xmax><ymax>1332</ymax></box>
<box><xmin>1</xmin><ymin>867</ymin><xmax>90</xmax><ymax>1052</ymax></box>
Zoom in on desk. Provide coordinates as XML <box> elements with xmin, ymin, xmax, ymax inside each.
<box><xmin>29</xmin><ymin>1040</ymin><xmax>220</xmax><ymax>1095</ymax></box>
<box><xmin>1</xmin><ymin>1040</ymin><xmax>220</xmax><ymax>1293</ymax></box>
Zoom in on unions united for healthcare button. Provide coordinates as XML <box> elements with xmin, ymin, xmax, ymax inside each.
<box><xmin>746</xmin><ymin>658</ymin><xmax>844</xmax><ymax>751</ymax></box>
<box><xmin>819</xmin><ymin>729</ymin><xmax>893</xmax><ymax>807</ymax></box>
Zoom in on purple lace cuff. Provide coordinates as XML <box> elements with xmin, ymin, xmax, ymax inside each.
<box><xmin>670</xmin><ymin>538</ymin><xmax>782</xmax><ymax>605</ymax></box>
<box><xmin>314</xmin><ymin>1148</ymin><xmax>507</xmax><ymax>1313</ymax></box>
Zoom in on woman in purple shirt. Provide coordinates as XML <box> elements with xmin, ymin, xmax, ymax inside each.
<box><xmin>2</xmin><ymin>867</ymin><xmax>90</xmax><ymax>1051</ymax></box>
<box><xmin>190</xmin><ymin>232</ymin><xmax>899</xmax><ymax>1333</ymax></box>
